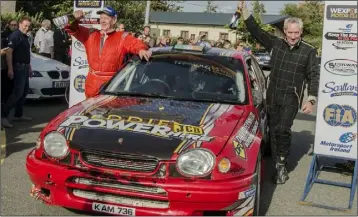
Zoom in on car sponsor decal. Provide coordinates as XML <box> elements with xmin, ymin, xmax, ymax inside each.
<box><xmin>322</xmin><ymin>81</ymin><xmax>357</xmax><ymax>97</ymax></box>
<box><xmin>60</xmin><ymin>115</ymin><xmax>214</xmax><ymax>142</ymax></box>
<box><xmin>323</xmin><ymin>104</ymin><xmax>357</xmax><ymax>128</ymax></box>
<box><xmin>238</xmin><ymin>185</ymin><xmax>256</xmax><ymax>200</ymax></box>
<box><xmin>173</xmin><ymin>60</ymin><xmax>236</xmax><ymax>78</ymax></box>
<box><xmin>233</xmin><ymin>141</ymin><xmax>246</xmax><ymax>160</ymax></box>
<box><xmin>326</xmin><ymin>5</ymin><xmax>357</xmax><ymax>21</ymax></box>
<box><xmin>233</xmin><ymin>194</ymin><xmax>255</xmax><ymax>216</ymax></box>
<box><xmin>324</xmin><ymin>59</ymin><xmax>357</xmax><ymax>76</ymax></box>
<box><xmin>74</xmin><ymin>75</ymin><xmax>86</xmax><ymax>93</ymax></box>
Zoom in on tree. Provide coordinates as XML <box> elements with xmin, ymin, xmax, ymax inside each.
<box><xmin>204</xmin><ymin>0</ymin><xmax>218</xmax><ymax>13</ymax></box>
<box><xmin>280</xmin><ymin>1</ymin><xmax>324</xmax><ymax>50</ymax></box>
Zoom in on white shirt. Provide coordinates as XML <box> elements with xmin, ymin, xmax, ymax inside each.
<box><xmin>34</xmin><ymin>27</ymin><xmax>54</xmax><ymax>54</ymax></box>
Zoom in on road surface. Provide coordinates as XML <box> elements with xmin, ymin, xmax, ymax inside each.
<box><xmin>1</xmin><ymin>92</ymin><xmax>357</xmax><ymax>215</ymax></box>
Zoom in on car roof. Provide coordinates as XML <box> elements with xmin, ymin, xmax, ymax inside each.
<box><xmin>149</xmin><ymin>46</ymin><xmax>251</xmax><ymax>61</ymax></box>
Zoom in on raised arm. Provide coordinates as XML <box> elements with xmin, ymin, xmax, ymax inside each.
<box><xmin>241</xmin><ymin>2</ymin><xmax>277</xmax><ymax>51</ymax></box>
<box><xmin>63</xmin><ymin>11</ymin><xmax>91</xmax><ymax>45</ymax></box>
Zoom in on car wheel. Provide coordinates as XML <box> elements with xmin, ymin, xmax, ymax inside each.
<box><xmin>253</xmin><ymin>151</ymin><xmax>262</xmax><ymax>216</ymax></box>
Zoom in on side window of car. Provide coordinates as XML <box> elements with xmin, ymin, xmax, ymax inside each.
<box><xmin>245</xmin><ymin>58</ymin><xmax>259</xmax><ymax>91</ymax></box>
<box><xmin>250</xmin><ymin>57</ymin><xmax>266</xmax><ymax>92</ymax></box>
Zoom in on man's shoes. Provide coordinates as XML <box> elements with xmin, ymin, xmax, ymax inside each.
<box><xmin>1</xmin><ymin>118</ymin><xmax>13</xmax><ymax>128</ymax></box>
<box><xmin>274</xmin><ymin>163</ymin><xmax>289</xmax><ymax>184</ymax></box>
<box><xmin>12</xmin><ymin>116</ymin><xmax>32</xmax><ymax>121</ymax></box>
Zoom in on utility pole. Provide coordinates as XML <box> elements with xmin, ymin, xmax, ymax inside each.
<box><xmin>144</xmin><ymin>0</ymin><xmax>151</xmax><ymax>25</ymax></box>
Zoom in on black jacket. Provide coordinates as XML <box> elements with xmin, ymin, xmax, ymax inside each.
<box><xmin>245</xmin><ymin>15</ymin><xmax>320</xmax><ymax>106</ymax></box>
<box><xmin>53</xmin><ymin>28</ymin><xmax>71</xmax><ymax>53</ymax></box>
<box><xmin>1</xmin><ymin>29</ymin><xmax>13</xmax><ymax>70</ymax></box>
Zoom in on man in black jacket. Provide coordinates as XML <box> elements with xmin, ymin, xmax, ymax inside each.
<box><xmin>239</xmin><ymin>2</ymin><xmax>319</xmax><ymax>184</ymax></box>
<box><xmin>53</xmin><ymin>28</ymin><xmax>71</xmax><ymax>65</ymax></box>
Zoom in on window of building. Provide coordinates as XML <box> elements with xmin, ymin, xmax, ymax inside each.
<box><xmin>181</xmin><ymin>31</ymin><xmax>189</xmax><ymax>40</ymax></box>
<box><xmin>220</xmin><ymin>33</ymin><xmax>228</xmax><ymax>40</ymax></box>
<box><xmin>190</xmin><ymin>34</ymin><xmax>195</xmax><ymax>40</ymax></box>
<box><xmin>163</xmin><ymin>30</ymin><xmax>170</xmax><ymax>37</ymax></box>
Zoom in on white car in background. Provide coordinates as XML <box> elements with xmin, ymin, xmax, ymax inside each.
<box><xmin>28</xmin><ymin>52</ymin><xmax>70</xmax><ymax>99</ymax></box>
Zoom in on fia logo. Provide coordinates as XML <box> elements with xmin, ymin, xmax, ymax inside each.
<box><xmin>323</xmin><ymin>104</ymin><xmax>357</xmax><ymax>128</ymax></box>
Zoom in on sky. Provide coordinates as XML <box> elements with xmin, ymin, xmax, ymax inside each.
<box><xmin>179</xmin><ymin>1</ymin><xmax>301</xmax><ymax>15</ymax></box>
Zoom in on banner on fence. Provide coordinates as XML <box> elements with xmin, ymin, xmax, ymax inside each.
<box><xmin>69</xmin><ymin>0</ymin><xmax>104</xmax><ymax>107</ymax></box>
<box><xmin>313</xmin><ymin>1</ymin><xmax>357</xmax><ymax>160</ymax></box>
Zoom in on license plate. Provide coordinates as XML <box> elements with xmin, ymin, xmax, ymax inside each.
<box><xmin>92</xmin><ymin>202</ymin><xmax>135</xmax><ymax>215</ymax></box>
<box><xmin>53</xmin><ymin>81</ymin><xmax>69</xmax><ymax>88</ymax></box>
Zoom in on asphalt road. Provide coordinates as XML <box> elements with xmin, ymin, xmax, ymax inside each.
<box><xmin>1</xmin><ymin>78</ymin><xmax>357</xmax><ymax>215</ymax></box>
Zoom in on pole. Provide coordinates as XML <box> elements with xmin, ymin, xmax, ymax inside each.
<box><xmin>145</xmin><ymin>0</ymin><xmax>150</xmax><ymax>25</ymax></box>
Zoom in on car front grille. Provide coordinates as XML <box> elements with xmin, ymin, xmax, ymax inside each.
<box><xmin>41</xmin><ymin>88</ymin><xmax>66</xmax><ymax>96</ymax></box>
<box><xmin>47</xmin><ymin>70</ymin><xmax>60</xmax><ymax>79</ymax></box>
<box><xmin>81</xmin><ymin>151</ymin><xmax>159</xmax><ymax>172</ymax></box>
<box><xmin>61</xmin><ymin>70</ymin><xmax>70</xmax><ymax>79</ymax></box>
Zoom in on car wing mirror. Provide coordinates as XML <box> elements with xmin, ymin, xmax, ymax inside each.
<box><xmin>252</xmin><ymin>89</ymin><xmax>263</xmax><ymax>107</ymax></box>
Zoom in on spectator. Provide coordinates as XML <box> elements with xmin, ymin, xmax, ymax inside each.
<box><xmin>53</xmin><ymin>27</ymin><xmax>71</xmax><ymax>65</ymax></box>
<box><xmin>156</xmin><ymin>36</ymin><xmax>168</xmax><ymax>47</ymax></box>
<box><xmin>143</xmin><ymin>35</ymin><xmax>152</xmax><ymax>47</ymax></box>
<box><xmin>1</xmin><ymin>20</ymin><xmax>17</xmax><ymax>108</ymax></box>
<box><xmin>235</xmin><ymin>41</ymin><xmax>245</xmax><ymax>51</ymax></box>
<box><xmin>1</xmin><ymin>47</ymin><xmax>9</xmax><ymax>56</ymax></box>
<box><xmin>143</xmin><ymin>26</ymin><xmax>154</xmax><ymax>47</ymax></box>
<box><xmin>34</xmin><ymin>19</ymin><xmax>54</xmax><ymax>58</ymax></box>
<box><xmin>116</xmin><ymin>23</ymin><xmax>125</xmax><ymax>32</ymax></box>
<box><xmin>176</xmin><ymin>37</ymin><xmax>184</xmax><ymax>45</ymax></box>
<box><xmin>223</xmin><ymin>40</ymin><xmax>232</xmax><ymax>49</ymax></box>
<box><xmin>134</xmin><ymin>32</ymin><xmax>144</xmax><ymax>40</ymax></box>
<box><xmin>215</xmin><ymin>41</ymin><xmax>223</xmax><ymax>48</ymax></box>
<box><xmin>2</xmin><ymin>17</ymin><xmax>33</xmax><ymax>128</ymax></box>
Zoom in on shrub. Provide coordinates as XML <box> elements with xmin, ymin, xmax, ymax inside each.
<box><xmin>1</xmin><ymin>9</ymin><xmax>44</xmax><ymax>32</ymax></box>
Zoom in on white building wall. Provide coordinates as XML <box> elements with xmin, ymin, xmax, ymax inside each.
<box><xmin>149</xmin><ymin>23</ymin><xmax>237</xmax><ymax>42</ymax></box>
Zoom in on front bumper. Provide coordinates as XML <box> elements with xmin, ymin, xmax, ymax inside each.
<box><xmin>28</xmin><ymin>77</ymin><xmax>69</xmax><ymax>99</ymax></box>
<box><xmin>26</xmin><ymin>150</ymin><xmax>255</xmax><ymax>216</ymax></box>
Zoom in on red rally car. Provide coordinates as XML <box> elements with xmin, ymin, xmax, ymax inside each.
<box><xmin>26</xmin><ymin>45</ymin><xmax>270</xmax><ymax>216</ymax></box>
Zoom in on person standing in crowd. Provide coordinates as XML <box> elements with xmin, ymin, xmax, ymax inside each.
<box><xmin>53</xmin><ymin>27</ymin><xmax>71</xmax><ymax>65</ymax></box>
<box><xmin>176</xmin><ymin>37</ymin><xmax>184</xmax><ymax>45</ymax></box>
<box><xmin>34</xmin><ymin>19</ymin><xmax>54</xmax><ymax>58</ymax></box>
<box><xmin>2</xmin><ymin>17</ymin><xmax>33</xmax><ymax>128</ymax></box>
<box><xmin>143</xmin><ymin>26</ymin><xmax>155</xmax><ymax>47</ymax></box>
<box><xmin>238</xmin><ymin>1</ymin><xmax>319</xmax><ymax>184</ymax></box>
<box><xmin>116</xmin><ymin>23</ymin><xmax>125</xmax><ymax>32</ymax></box>
<box><xmin>235</xmin><ymin>41</ymin><xmax>245</xmax><ymax>51</ymax></box>
<box><xmin>134</xmin><ymin>32</ymin><xmax>144</xmax><ymax>40</ymax></box>
<box><xmin>1</xmin><ymin>20</ymin><xmax>18</xmax><ymax>110</ymax></box>
<box><xmin>156</xmin><ymin>36</ymin><xmax>168</xmax><ymax>47</ymax></box>
<box><xmin>143</xmin><ymin>35</ymin><xmax>152</xmax><ymax>47</ymax></box>
<box><xmin>62</xmin><ymin>6</ymin><xmax>151</xmax><ymax>99</ymax></box>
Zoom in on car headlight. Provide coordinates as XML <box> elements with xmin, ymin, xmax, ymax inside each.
<box><xmin>43</xmin><ymin>132</ymin><xmax>69</xmax><ymax>158</ymax></box>
<box><xmin>31</xmin><ymin>70</ymin><xmax>43</xmax><ymax>77</ymax></box>
<box><xmin>176</xmin><ymin>149</ymin><xmax>215</xmax><ymax>177</ymax></box>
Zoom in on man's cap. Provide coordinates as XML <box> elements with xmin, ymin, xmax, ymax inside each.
<box><xmin>97</xmin><ymin>6</ymin><xmax>117</xmax><ymax>17</ymax></box>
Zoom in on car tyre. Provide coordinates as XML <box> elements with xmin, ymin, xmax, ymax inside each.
<box><xmin>253</xmin><ymin>151</ymin><xmax>262</xmax><ymax>216</ymax></box>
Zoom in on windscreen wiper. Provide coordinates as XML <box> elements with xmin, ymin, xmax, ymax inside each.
<box><xmin>103</xmin><ymin>91</ymin><xmax>174</xmax><ymax>99</ymax></box>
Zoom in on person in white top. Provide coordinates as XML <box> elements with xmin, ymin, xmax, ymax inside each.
<box><xmin>34</xmin><ymin>19</ymin><xmax>54</xmax><ymax>58</ymax></box>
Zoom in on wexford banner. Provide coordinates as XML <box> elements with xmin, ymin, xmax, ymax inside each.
<box><xmin>69</xmin><ymin>0</ymin><xmax>104</xmax><ymax>107</ymax></box>
<box><xmin>313</xmin><ymin>1</ymin><xmax>357</xmax><ymax>160</ymax></box>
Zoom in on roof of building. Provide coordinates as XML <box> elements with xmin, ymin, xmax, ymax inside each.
<box><xmin>149</xmin><ymin>11</ymin><xmax>288</xmax><ymax>26</ymax></box>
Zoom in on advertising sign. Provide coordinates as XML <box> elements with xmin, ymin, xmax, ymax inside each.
<box><xmin>314</xmin><ymin>1</ymin><xmax>357</xmax><ymax>160</ymax></box>
<box><xmin>69</xmin><ymin>0</ymin><xmax>104</xmax><ymax>107</ymax></box>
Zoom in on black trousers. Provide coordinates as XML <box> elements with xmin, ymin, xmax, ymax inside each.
<box><xmin>267</xmin><ymin>89</ymin><xmax>299</xmax><ymax>164</ymax></box>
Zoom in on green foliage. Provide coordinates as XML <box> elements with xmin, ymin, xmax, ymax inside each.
<box><xmin>280</xmin><ymin>1</ymin><xmax>324</xmax><ymax>50</ymax></box>
<box><xmin>226</xmin><ymin>0</ymin><xmax>274</xmax><ymax>46</ymax></box>
<box><xmin>204</xmin><ymin>0</ymin><xmax>219</xmax><ymax>13</ymax></box>
<box><xmin>1</xmin><ymin>8</ymin><xmax>44</xmax><ymax>31</ymax></box>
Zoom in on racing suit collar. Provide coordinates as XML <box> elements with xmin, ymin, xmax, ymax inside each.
<box><xmin>284</xmin><ymin>37</ymin><xmax>302</xmax><ymax>49</ymax></box>
<box><xmin>100</xmin><ymin>29</ymin><xmax>116</xmax><ymax>36</ymax></box>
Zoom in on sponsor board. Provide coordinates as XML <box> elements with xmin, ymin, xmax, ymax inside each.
<box><xmin>326</xmin><ymin>5</ymin><xmax>357</xmax><ymax>21</ymax></box>
<box><xmin>74</xmin><ymin>75</ymin><xmax>86</xmax><ymax>93</ymax></box>
<box><xmin>322</xmin><ymin>81</ymin><xmax>357</xmax><ymax>97</ymax></box>
<box><xmin>323</xmin><ymin>104</ymin><xmax>357</xmax><ymax>128</ymax></box>
<box><xmin>338</xmin><ymin>24</ymin><xmax>354</xmax><ymax>33</ymax></box>
<box><xmin>324</xmin><ymin>59</ymin><xmax>357</xmax><ymax>76</ymax></box>
<box><xmin>324</xmin><ymin>32</ymin><xmax>357</xmax><ymax>41</ymax></box>
<box><xmin>319</xmin><ymin>132</ymin><xmax>356</xmax><ymax>156</ymax></box>
<box><xmin>332</xmin><ymin>40</ymin><xmax>356</xmax><ymax>50</ymax></box>
<box><xmin>74</xmin><ymin>40</ymin><xmax>86</xmax><ymax>52</ymax></box>
<box><xmin>72</xmin><ymin>56</ymin><xmax>89</xmax><ymax>69</ymax></box>
<box><xmin>75</xmin><ymin>0</ymin><xmax>103</xmax><ymax>8</ymax></box>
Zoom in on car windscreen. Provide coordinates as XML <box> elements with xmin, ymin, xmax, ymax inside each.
<box><xmin>104</xmin><ymin>53</ymin><xmax>248</xmax><ymax>104</ymax></box>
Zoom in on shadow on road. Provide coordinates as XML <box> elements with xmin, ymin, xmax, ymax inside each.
<box><xmin>260</xmin><ymin>156</ymin><xmax>277</xmax><ymax>216</ymax></box>
<box><xmin>295</xmin><ymin>112</ymin><xmax>317</xmax><ymax>122</ymax></box>
<box><xmin>5</xmin><ymin>98</ymin><xmax>68</xmax><ymax>158</ymax></box>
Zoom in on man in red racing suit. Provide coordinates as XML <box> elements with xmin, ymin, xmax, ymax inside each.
<box><xmin>64</xmin><ymin>6</ymin><xmax>151</xmax><ymax>98</ymax></box>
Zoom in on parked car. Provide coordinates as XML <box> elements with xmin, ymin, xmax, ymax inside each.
<box><xmin>253</xmin><ymin>51</ymin><xmax>271</xmax><ymax>70</ymax></box>
<box><xmin>26</xmin><ymin>45</ymin><xmax>269</xmax><ymax>216</ymax></box>
<box><xmin>28</xmin><ymin>52</ymin><xmax>70</xmax><ymax>99</ymax></box>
